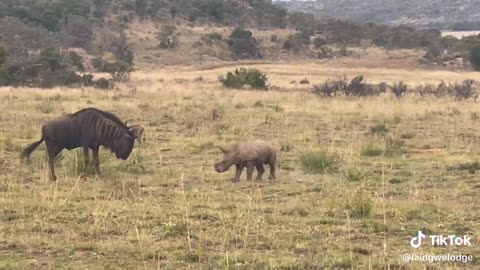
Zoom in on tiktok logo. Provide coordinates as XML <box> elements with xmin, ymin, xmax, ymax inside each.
<box><xmin>410</xmin><ymin>231</ymin><xmax>426</xmax><ymax>248</ymax></box>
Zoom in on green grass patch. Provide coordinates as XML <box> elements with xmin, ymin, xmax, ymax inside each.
<box><xmin>299</xmin><ymin>151</ymin><xmax>339</xmax><ymax>174</ymax></box>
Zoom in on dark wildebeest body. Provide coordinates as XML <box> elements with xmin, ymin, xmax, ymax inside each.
<box><xmin>214</xmin><ymin>142</ymin><xmax>276</xmax><ymax>182</ymax></box>
<box><xmin>21</xmin><ymin>107</ymin><xmax>143</xmax><ymax>181</ymax></box>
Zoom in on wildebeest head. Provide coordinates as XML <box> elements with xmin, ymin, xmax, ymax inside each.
<box><xmin>114</xmin><ymin>127</ymin><xmax>143</xmax><ymax>160</ymax></box>
<box><xmin>214</xmin><ymin>146</ymin><xmax>237</xmax><ymax>173</ymax></box>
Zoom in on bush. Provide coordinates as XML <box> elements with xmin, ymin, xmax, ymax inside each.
<box><xmin>299</xmin><ymin>78</ymin><xmax>310</xmax><ymax>84</ymax></box>
<box><xmin>202</xmin><ymin>32</ymin><xmax>222</xmax><ymax>45</ymax></box>
<box><xmin>469</xmin><ymin>44</ymin><xmax>480</xmax><ymax>71</ymax></box>
<box><xmin>283</xmin><ymin>33</ymin><xmax>309</xmax><ymax>53</ymax></box>
<box><xmin>313</xmin><ymin>80</ymin><xmax>338</xmax><ymax>97</ymax></box>
<box><xmin>390</xmin><ymin>81</ymin><xmax>408</xmax><ymax>98</ymax></box>
<box><xmin>157</xmin><ymin>25</ymin><xmax>178</xmax><ymax>49</ymax></box>
<box><xmin>227</xmin><ymin>28</ymin><xmax>257</xmax><ymax>59</ymax></box>
<box><xmin>317</xmin><ymin>46</ymin><xmax>334</xmax><ymax>59</ymax></box>
<box><xmin>313</xmin><ymin>37</ymin><xmax>327</xmax><ymax>49</ymax></box>
<box><xmin>245</xmin><ymin>69</ymin><xmax>269</xmax><ymax>89</ymax></box>
<box><xmin>91</xmin><ymin>58</ymin><xmax>135</xmax><ymax>81</ymax></box>
<box><xmin>313</xmin><ymin>75</ymin><xmax>384</xmax><ymax>97</ymax></box>
<box><xmin>299</xmin><ymin>151</ymin><xmax>339</xmax><ymax>174</ymax></box>
<box><xmin>452</xmin><ymin>79</ymin><xmax>478</xmax><ymax>101</ymax></box>
<box><xmin>219</xmin><ymin>68</ymin><xmax>268</xmax><ymax>90</ymax></box>
<box><xmin>370</xmin><ymin>123</ymin><xmax>389</xmax><ymax>135</ymax></box>
<box><xmin>94</xmin><ymin>78</ymin><xmax>112</xmax><ymax>89</ymax></box>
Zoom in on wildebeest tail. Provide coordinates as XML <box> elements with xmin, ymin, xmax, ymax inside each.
<box><xmin>20</xmin><ymin>138</ymin><xmax>44</xmax><ymax>160</ymax></box>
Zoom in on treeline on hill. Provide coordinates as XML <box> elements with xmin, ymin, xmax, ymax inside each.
<box><xmin>1</xmin><ymin>0</ymin><xmax>480</xmax><ymax>88</ymax></box>
<box><xmin>282</xmin><ymin>13</ymin><xmax>480</xmax><ymax>69</ymax></box>
<box><xmin>0</xmin><ymin>0</ymin><xmax>287</xmax><ymax>87</ymax></box>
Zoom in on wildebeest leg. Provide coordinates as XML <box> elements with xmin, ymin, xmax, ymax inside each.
<box><xmin>45</xmin><ymin>140</ymin><xmax>62</xmax><ymax>181</ymax></box>
<box><xmin>246</xmin><ymin>161</ymin><xmax>255</xmax><ymax>181</ymax></box>
<box><xmin>234</xmin><ymin>164</ymin><xmax>243</xmax><ymax>182</ymax></box>
<box><xmin>82</xmin><ymin>146</ymin><xmax>89</xmax><ymax>178</ymax></box>
<box><xmin>93</xmin><ymin>147</ymin><xmax>101</xmax><ymax>175</ymax></box>
<box><xmin>268</xmin><ymin>162</ymin><xmax>276</xmax><ymax>180</ymax></box>
<box><xmin>255</xmin><ymin>164</ymin><xmax>265</xmax><ymax>180</ymax></box>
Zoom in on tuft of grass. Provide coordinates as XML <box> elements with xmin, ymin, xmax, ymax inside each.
<box><xmin>369</xmin><ymin>122</ymin><xmax>388</xmax><ymax>135</ymax></box>
<box><xmin>384</xmin><ymin>136</ymin><xmax>405</xmax><ymax>157</ymax></box>
<box><xmin>253</xmin><ymin>100</ymin><xmax>264</xmax><ymax>108</ymax></box>
<box><xmin>299</xmin><ymin>151</ymin><xmax>339</xmax><ymax>174</ymax></box>
<box><xmin>344</xmin><ymin>167</ymin><xmax>364</xmax><ymax>182</ymax></box>
<box><xmin>361</xmin><ymin>144</ymin><xmax>384</xmax><ymax>157</ymax></box>
<box><xmin>400</xmin><ymin>132</ymin><xmax>415</xmax><ymax>139</ymax></box>
<box><xmin>35</xmin><ymin>100</ymin><xmax>55</xmax><ymax>114</ymax></box>
<box><xmin>235</xmin><ymin>103</ymin><xmax>246</xmax><ymax>109</ymax></box>
<box><xmin>447</xmin><ymin>161</ymin><xmax>480</xmax><ymax>174</ymax></box>
<box><xmin>189</xmin><ymin>141</ymin><xmax>215</xmax><ymax>154</ymax></box>
<box><xmin>1</xmin><ymin>137</ymin><xmax>21</xmax><ymax>152</ymax></box>
<box><xmin>353</xmin><ymin>245</ymin><xmax>372</xmax><ymax>255</ymax></box>
<box><xmin>346</xmin><ymin>191</ymin><xmax>374</xmax><ymax>218</ymax></box>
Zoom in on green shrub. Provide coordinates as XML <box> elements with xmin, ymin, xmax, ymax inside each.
<box><xmin>219</xmin><ymin>68</ymin><xmax>268</xmax><ymax>90</ymax></box>
<box><xmin>221</xmin><ymin>69</ymin><xmax>245</xmax><ymax>89</ymax></box>
<box><xmin>300</xmin><ymin>151</ymin><xmax>339</xmax><ymax>174</ymax></box>
<box><xmin>245</xmin><ymin>69</ymin><xmax>268</xmax><ymax>89</ymax></box>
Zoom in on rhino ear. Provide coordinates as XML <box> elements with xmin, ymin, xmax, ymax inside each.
<box><xmin>129</xmin><ymin>125</ymin><xmax>144</xmax><ymax>142</ymax></box>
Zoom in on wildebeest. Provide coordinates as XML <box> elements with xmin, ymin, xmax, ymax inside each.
<box><xmin>20</xmin><ymin>107</ymin><xmax>144</xmax><ymax>181</ymax></box>
<box><xmin>214</xmin><ymin>141</ymin><xmax>276</xmax><ymax>182</ymax></box>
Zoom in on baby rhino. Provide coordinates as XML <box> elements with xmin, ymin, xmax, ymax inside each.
<box><xmin>215</xmin><ymin>142</ymin><xmax>276</xmax><ymax>182</ymax></box>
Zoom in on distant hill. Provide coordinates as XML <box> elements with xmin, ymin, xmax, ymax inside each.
<box><xmin>275</xmin><ymin>0</ymin><xmax>480</xmax><ymax>30</ymax></box>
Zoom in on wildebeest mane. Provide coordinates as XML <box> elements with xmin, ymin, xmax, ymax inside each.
<box><xmin>71</xmin><ymin>108</ymin><xmax>133</xmax><ymax>153</ymax></box>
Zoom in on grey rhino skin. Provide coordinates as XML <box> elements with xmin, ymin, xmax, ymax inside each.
<box><xmin>215</xmin><ymin>142</ymin><xmax>276</xmax><ymax>182</ymax></box>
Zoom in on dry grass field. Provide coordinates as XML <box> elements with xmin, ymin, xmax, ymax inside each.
<box><xmin>1</xmin><ymin>62</ymin><xmax>480</xmax><ymax>269</ymax></box>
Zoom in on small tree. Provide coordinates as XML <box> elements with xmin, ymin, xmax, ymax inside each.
<box><xmin>227</xmin><ymin>28</ymin><xmax>257</xmax><ymax>59</ymax></box>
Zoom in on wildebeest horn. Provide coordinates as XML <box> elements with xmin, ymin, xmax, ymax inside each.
<box><xmin>129</xmin><ymin>125</ymin><xmax>144</xmax><ymax>142</ymax></box>
<box><xmin>124</xmin><ymin>118</ymin><xmax>135</xmax><ymax>125</ymax></box>
<box><xmin>218</xmin><ymin>146</ymin><xmax>227</xmax><ymax>153</ymax></box>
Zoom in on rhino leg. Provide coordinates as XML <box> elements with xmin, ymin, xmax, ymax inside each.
<box><xmin>234</xmin><ymin>164</ymin><xmax>243</xmax><ymax>182</ymax></box>
<box><xmin>45</xmin><ymin>140</ymin><xmax>62</xmax><ymax>181</ymax></box>
<box><xmin>93</xmin><ymin>147</ymin><xmax>101</xmax><ymax>175</ymax></box>
<box><xmin>246</xmin><ymin>161</ymin><xmax>255</xmax><ymax>181</ymax></box>
<box><xmin>268</xmin><ymin>162</ymin><xmax>276</xmax><ymax>180</ymax></box>
<box><xmin>82</xmin><ymin>146</ymin><xmax>89</xmax><ymax>178</ymax></box>
<box><xmin>255</xmin><ymin>164</ymin><xmax>265</xmax><ymax>180</ymax></box>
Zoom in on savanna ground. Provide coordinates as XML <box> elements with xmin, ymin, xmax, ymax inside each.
<box><xmin>1</xmin><ymin>60</ymin><xmax>480</xmax><ymax>269</ymax></box>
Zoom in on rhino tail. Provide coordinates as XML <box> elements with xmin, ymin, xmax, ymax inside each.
<box><xmin>20</xmin><ymin>137</ymin><xmax>44</xmax><ymax>160</ymax></box>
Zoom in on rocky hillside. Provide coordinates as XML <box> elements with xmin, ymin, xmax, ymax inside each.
<box><xmin>275</xmin><ymin>0</ymin><xmax>480</xmax><ymax>30</ymax></box>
